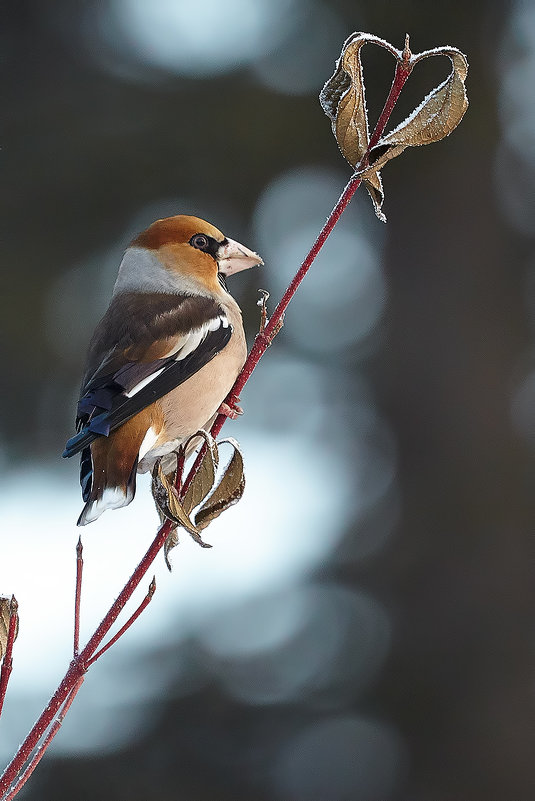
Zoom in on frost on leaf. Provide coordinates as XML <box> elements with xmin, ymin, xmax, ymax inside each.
<box><xmin>0</xmin><ymin>596</ymin><xmax>19</xmax><ymax>661</ymax></box>
<box><xmin>151</xmin><ymin>431</ymin><xmax>246</xmax><ymax>569</ymax></box>
<box><xmin>195</xmin><ymin>438</ymin><xmax>245</xmax><ymax>532</ymax></box>
<box><xmin>362</xmin><ymin>48</ymin><xmax>469</xmax><ymax>176</ymax></box>
<box><xmin>181</xmin><ymin>432</ymin><xmax>219</xmax><ymax>517</ymax></box>
<box><xmin>320</xmin><ymin>33</ymin><xmax>394</xmax><ymax>221</ymax></box>
<box><xmin>152</xmin><ymin>460</ymin><xmax>199</xmax><ymax>538</ymax></box>
<box><xmin>320</xmin><ymin>32</ymin><xmax>469</xmax><ymax>220</ymax></box>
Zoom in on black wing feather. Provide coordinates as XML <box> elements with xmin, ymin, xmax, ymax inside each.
<box><xmin>63</xmin><ymin>324</ymin><xmax>231</xmax><ymax>458</ymax></box>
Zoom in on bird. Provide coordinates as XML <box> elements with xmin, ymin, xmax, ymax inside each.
<box><xmin>63</xmin><ymin>214</ymin><xmax>263</xmax><ymax>526</ymax></box>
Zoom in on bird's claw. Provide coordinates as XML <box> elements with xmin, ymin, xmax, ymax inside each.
<box><xmin>218</xmin><ymin>401</ymin><xmax>243</xmax><ymax>420</ymax></box>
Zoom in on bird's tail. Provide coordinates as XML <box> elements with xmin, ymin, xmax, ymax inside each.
<box><xmin>77</xmin><ymin>449</ymin><xmax>138</xmax><ymax>526</ymax></box>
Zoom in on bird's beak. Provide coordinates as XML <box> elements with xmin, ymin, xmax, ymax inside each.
<box><xmin>217</xmin><ymin>238</ymin><xmax>263</xmax><ymax>276</ymax></box>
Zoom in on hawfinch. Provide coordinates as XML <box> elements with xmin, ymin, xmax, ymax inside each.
<box><xmin>63</xmin><ymin>215</ymin><xmax>262</xmax><ymax>526</ymax></box>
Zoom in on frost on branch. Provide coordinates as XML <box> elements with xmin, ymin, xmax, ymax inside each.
<box><xmin>320</xmin><ymin>32</ymin><xmax>469</xmax><ymax>220</ymax></box>
<box><xmin>151</xmin><ymin>431</ymin><xmax>245</xmax><ymax>569</ymax></box>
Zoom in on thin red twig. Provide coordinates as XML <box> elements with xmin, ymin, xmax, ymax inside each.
<box><xmin>0</xmin><ymin>520</ymin><xmax>172</xmax><ymax>798</ymax></box>
<box><xmin>367</xmin><ymin>34</ymin><xmax>413</xmax><ymax>154</ymax></box>
<box><xmin>0</xmin><ymin>598</ymin><xmax>18</xmax><ymax>720</ymax></box>
<box><xmin>86</xmin><ymin>577</ymin><xmax>156</xmax><ymax>667</ymax></box>
<box><xmin>2</xmin><ymin>675</ymin><xmax>85</xmax><ymax>801</ymax></box>
<box><xmin>0</xmin><ymin>41</ymin><xmax>415</xmax><ymax>801</ymax></box>
<box><xmin>73</xmin><ymin>537</ymin><xmax>83</xmax><ymax>657</ymax></box>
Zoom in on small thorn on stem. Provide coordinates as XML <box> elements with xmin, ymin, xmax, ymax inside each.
<box><xmin>402</xmin><ymin>33</ymin><xmax>412</xmax><ymax>66</ymax></box>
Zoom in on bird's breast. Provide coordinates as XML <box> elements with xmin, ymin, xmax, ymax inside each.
<box><xmin>158</xmin><ymin>324</ymin><xmax>246</xmax><ymax>437</ymax></box>
<box><xmin>138</xmin><ymin>306</ymin><xmax>247</xmax><ymax>472</ymax></box>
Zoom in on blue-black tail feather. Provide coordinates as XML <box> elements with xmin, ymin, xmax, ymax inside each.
<box><xmin>80</xmin><ymin>447</ymin><xmax>93</xmax><ymax>502</ymax></box>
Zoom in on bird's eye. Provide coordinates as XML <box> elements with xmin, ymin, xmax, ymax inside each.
<box><xmin>191</xmin><ymin>234</ymin><xmax>210</xmax><ymax>251</ymax></box>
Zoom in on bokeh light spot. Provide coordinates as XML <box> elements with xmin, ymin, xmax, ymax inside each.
<box><xmin>197</xmin><ymin>583</ymin><xmax>391</xmax><ymax>706</ymax></box>
<box><xmin>101</xmin><ymin>0</ymin><xmax>302</xmax><ymax>77</ymax></box>
<box><xmin>272</xmin><ymin>715</ymin><xmax>406</xmax><ymax>801</ymax></box>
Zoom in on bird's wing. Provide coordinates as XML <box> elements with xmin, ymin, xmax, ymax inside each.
<box><xmin>63</xmin><ymin>292</ymin><xmax>232</xmax><ymax>458</ymax></box>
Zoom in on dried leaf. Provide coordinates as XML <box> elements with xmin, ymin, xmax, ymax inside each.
<box><xmin>195</xmin><ymin>438</ymin><xmax>245</xmax><ymax>531</ymax></box>
<box><xmin>151</xmin><ymin>432</ymin><xmax>246</xmax><ymax>565</ymax></box>
<box><xmin>362</xmin><ymin>170</ymin><xmax>385</xmax><ymax>223</ymax></box>
<box><xmin>163</xmin><ymin>526</ymin><xmax>179</xmax><ymax>571</ymax></box>
<box><xmin>0</xmin><ymin>597</ymin><xmax>19</xmax><ymax>660</ymax></box>
<box><xmin>320</xmin><ymin>33</ymin><xmax>401</xmax><ymax>217</ymax></box>
<box><xmin>181</xmin><ymin>430</ymin><xmax>219</xmax><ymax>516</ymax></box>
<box><xmin>320</xmin><ymin>33</ymin><xmax>469</xmax><ymax>221</ymax></box>
<box><xmin>151</xmin><ymin>459</ymin><xmax>185</xmax><ymax>570</ymax></box>
<box><xmin>152</xmin><ymin>461</ymin><xmax>199</xmax><ymax>537</ymax></box>
<box><xmin>153</xmin><ymin>460</ymin><xmax>211</xmax><ymax>568</ymax></box>
<box><xmin>322</xmin><ymin>34</ymin><xmax>369</xmax><ymax>169</ymax></box>
<box><xmin>363</xmin><ymin>48</ymin><xmax>469</xmax><ymax>176</ymax></box>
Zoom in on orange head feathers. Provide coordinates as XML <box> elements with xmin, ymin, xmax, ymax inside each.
<box><xmin>124</xmin><ymin>215</ymin><xmax>262</xmax><ymax>295</ymax></box>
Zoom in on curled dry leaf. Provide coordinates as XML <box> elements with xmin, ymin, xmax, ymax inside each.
<box><xmin>195</xmin><ymin>438</ymin><xmax>245</xmax><ymax>532</ymax></box>
<box><xmin>361</xmin><ymin>48</ymin><xmax>469</xmax><ymax>177</ymax></box>
<box><xmin>181</xmin><ymin>431</ymin><xmax>219</xmax><ymax>516</ymax></box>
<box><xmin>320</xmin><ymin>33</ymin><xmax>393</xmax><ymax>221</ymax></box>
<box><xmin>163</xmin><ymin>527</ymin><xmax>179</xmax><ymax>571</ymax></box>
<box><xmin>152</xmin><ymin>460</ymin><xmax>199</xmax><ymax>537</ymax></box>
<box><xmin>320</xmin><ymin>32</ymin><xmax>469</xmax><ymax>220</ymax></box>
<box><xmin>152</xmin><ymin>469</ymin><xmax>180</xmax><ymax>569</ymax></box>
<box><xmin>0</xmin><ymin>596</ymin><xmax>19</xmax><ymax>661</ymax></box>
<box><xmin>151</xmin><ymin>431</ymin><xmax>246</xmax><ymax>568</ymax></box>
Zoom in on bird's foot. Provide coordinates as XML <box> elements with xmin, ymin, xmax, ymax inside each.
<box><xmin>218</xmin><ymin>401</ymin><xmax>243</xmax><ymax>420</ymax></box>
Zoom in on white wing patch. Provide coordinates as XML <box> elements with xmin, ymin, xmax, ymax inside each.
<box><xmin>174</xmin><ymin>315</ymin><xmax>229</xmax><ymax>360</ymax></box>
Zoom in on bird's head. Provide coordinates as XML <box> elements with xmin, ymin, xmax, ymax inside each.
<box><xmin>115</xmin><ymin>215</ymin><xmax>263</xmax><ymax>297</ymax></box>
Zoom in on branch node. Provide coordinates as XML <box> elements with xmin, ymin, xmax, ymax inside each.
<box><xmin>255</xmin><ymin>315</ymin><xmax>284</xmax><ymax>351</ymax></box>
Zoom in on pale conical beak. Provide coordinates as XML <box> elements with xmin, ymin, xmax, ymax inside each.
<box><xmin>217</xmin><ymin>237</ymin><xmax>263</xmax><ymax>276</ymax></box>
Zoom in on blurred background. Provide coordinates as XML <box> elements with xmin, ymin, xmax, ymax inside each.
<box><xmin>2</xmin><ymin>0</ymin><xmax>535</xmax><ymax>799</ymax></box>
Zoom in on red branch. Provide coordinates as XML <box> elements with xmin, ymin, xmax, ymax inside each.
<box><xmin>0</xmin><ymin>598</ymin><xmax>18</xmax><ymax>720</ymax></box>
<box><xmin>2</xmin><ymin>676</ymin><xmax>85</xmax><ymax>801</ymax></box>
<box><xmin>0</xmin><ymin>524</ymin><xmax>172</xmax><ymax>798</ymax></box>
<box><xmin>0</xmin><ymin>44</ymin><xmax>414</xmax><ymax>801</ymax></box>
